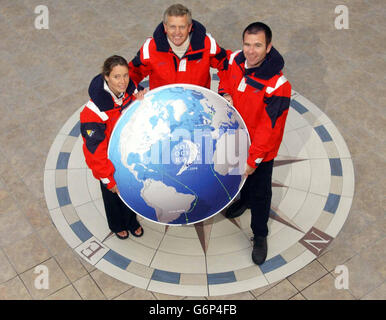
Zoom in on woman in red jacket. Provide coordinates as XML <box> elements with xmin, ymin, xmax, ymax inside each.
<box><xmin>80</xmin><ymin>55</ymin><xmax>144</xmax><ymax>240</ymax></box>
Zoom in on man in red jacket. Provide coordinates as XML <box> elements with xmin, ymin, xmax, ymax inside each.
<box><xmin>218</xmin><ymin>22</ymin><xmax>291</xmax><ymax>265</ymax></box>
<box><xmin>128</xmin><ymin>3</ymin><xmax>227</xmax><ymax>90</ymax></box>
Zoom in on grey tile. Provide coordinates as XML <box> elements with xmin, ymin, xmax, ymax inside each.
<box><xmin>3</xmin><ymin>233</ymin><xmax>51</xmax><ymax>273</ymax></box>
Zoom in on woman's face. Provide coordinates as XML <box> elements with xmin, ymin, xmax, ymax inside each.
<box><xmin>104</xmin><ymin>64</ymin><xmax>129</xmax><ymax>96</ymax></box>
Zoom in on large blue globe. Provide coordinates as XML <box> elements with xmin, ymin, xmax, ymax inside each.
<box><xmin>108</xmin><ymin>84</ymin><xmax>250</xmax><ymax>225</ymax></box>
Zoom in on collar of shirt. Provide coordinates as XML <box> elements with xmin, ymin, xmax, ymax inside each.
<box><xmin>167</xmin><ymin>35</ymin><xmax>191</xmax><ymax>59</ymax></box>
<box><xmin>103</xmin><ymin>80</ymin><xmax>124</xmax><ymax>106</ymax></box>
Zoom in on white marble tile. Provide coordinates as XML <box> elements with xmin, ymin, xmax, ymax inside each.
<box><xmin>325</xmin><ymin>196</ymin><xmax>354</xmax><ymax>238</ymax></box>
<box><xmin>277</xmin><ymin>138</ymin><xmax>291</xmax><ymax>156</ymax></box>
<box><xmin>61</xmin><ymin>136</ymin><xmax>78</xmax><ymax>153</ymax></box>
<box><xmin>309</xmin><ymin>159</ymin><xmax>331</xmax><ymax>196</ymax></box>
<box><xmin>44</xmin><ymin>134</ymin><xmax>67</xmax><ymax>170</ymax></box>
<box><xmin>330</xmin><ymin>176</ymin><xmax>343</xmax><ymax>195</ymax></box>
<box><xmin>281</xmin><ymin>130</ymin><xmax>309</xmax><ymax>159</ymax></box>
<box><xmin>288</xmin><ymin>159</ymin><xmax>311</xmax><ymax>192</ymax></box>
<box><xmin>95</xmin><ymin>259</ymin><xmax>150</xmax><ymax>290</ymax></box>
<box><xmin>93</xmin><ymin>198</ymin><xmax>107</xmax><ymax>220</ymax></box>
<box><xmin>297</xmin><ymin>126</ymin><xmax>329</xmax><ymax>159</ymax></box>
<box><xmin>86</xmin><ymin>169</ymin><xmax>102</xmax><ymax>201</ymax></box>
<box><xmin>313</xmin><ymin>211</ymin><xmax>335</xmax><ymax>232</ymax></box>
<box><xmin>104</xmin><ymin>237</ymin><xmax>156</xmax><ymax>266</ymax></box>
<box><xmin>324</xmin><ymin>141</ymin><xmax>340</xmax><ymax>158</ymax></box>
<box><xmin>286</xmin><ymin>105</ymin><xmax>309</xmax><ymax>130</ymax></box>
<box><xmin>272</xmin><ymin>160</ymin><xmax>291</xmax><ymax>187</ymax></box>
<box><xmin>206</xmin><ymin>247</ymin><xmax>253</xmax><ymax>274</ymax></box>
<box><xmin>44</xmin><ymin>170</ymin><xmax>59</xmax><ymax>210</ymax></box>
<box><xmin>67</xmin><ymin>168</ymin><xmax>91</xmax><ymax>207</ymax></box>
<box><xmin>277</xmin><ymin>188</ymin><xmax>308</xmax><ymax>220</ymax></box>
<box><xmin>295</xmin><ymin>95</ymin><xmax>331</xmax><ymax>126</ymax></box>
<box><xmin>323</xmin><ymin>122</ymin><xmax>352</xmax><ymax>158</ymax></box>
<box><xmin>59</xmin><ymin>106</ymin><xmax>83</xmax><ymax>135</ymax></box>
<box><xmin>141</xmin><ymin>217</ymin><xmax>167</xmax><ymax>234</ymax></box>
<box><xmin>267</xmin><ymin>218</ymin><xmax>286</xmax><ymax>238</ymax></box>
<box><xmin>60</xmin><ymin>204</ymin><xmax>80</xmax><ymax>225</ymax></box>
<box><xmin>282</xmin><ymin>116</ymin><xmax>296</xmax><ymax>135</ymax></box>
<box><xmin>75</xmin><ymin>202</ymin><xmax>110</xmax><ymax>242</ymax></box>
<box><xmin>237</xmin><ymin>208</ymin><xmax>252</xmax><ymax>230</ymax></box>
<box><xmin>150</xmin><ymin>251</ymin><xmax>206</xmax><ymax>274</ymax></box>
<box><xmin>265</xmin><ymin>250</ymin><xmax>316</xmax><ymax>284</ymax></box>
<box><xmin>148</xmin><ymin>280</ymin><xmax>208</xmax><ymax>297</ymax></box>
<box><xmin>207</xmin><ymin>232</ymin><xmax>251</xmax><ymax>255</ymax></box>
<box><xmin>341</xmin><ymin>158</ymin><xmax>355</xmax><ymax>198</ymax></box>
<box><xmin>209</xmin><ymin>217</ymin><xmax>242</xmax><ymax>238</ymax></box>
<box><xmin>165</xmin><ymin>224</ymin><xmax>198</xmax><ymax>238</ymax></box>
<box><xmin>209</xmin><ymin>275</ymin><xmax>268</xmax><ymax>297</ymax></box>
<box><xmin>130</xmin><ymin>225</ymin><xmax>164</xmax><ymax>250</ymax></box>
<box><xmin>280</xmin><ymin>242</ymin><xmax>307</xmax><ymax>263</ymax></box>
<box><xmin>292</xmin><ymin>193</ymin><xmax>327</xmax><ymax>232</ymax></box>
<box><xmin>266</xmin><ymin>227</ymin><xmax>305</xmax><ymax>261</ymax></box>
<box><xmin>74</xmin><ymin>237</ymin><xmax>109</xmax><ymax>266</ymax></box>
<box><xmin>158</xmin><ymin>234</ymin><xmax>204</xmax><ymax>256</ymax></box>
<box><xmin>50</xmin><ymin>208</ymin><xmax>82</xmax><ymax>249</ymax></box>
<box><xmin>271</xmin><ymin>187</ymin><xmax>288</xmax><ymax>210</ymax></box>
<box><xmin>234</xmin><ymin>265</ymin><xmax>264</xmax><ymax>281</ymax></box>
<box><xmin>67</xmin><ymin>137</ymin><xmax>87</xmax><ymax>169</ymax></box>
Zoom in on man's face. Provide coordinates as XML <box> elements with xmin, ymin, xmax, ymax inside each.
<box><xmin>164</xmin><ymin>15</ymin><xmax>192</xmax><ymax>47</ymax></box>
<box><xmin>242</xmin><ymin>31</ymin><xmax>272</xmax><ymax>68</ymax></box>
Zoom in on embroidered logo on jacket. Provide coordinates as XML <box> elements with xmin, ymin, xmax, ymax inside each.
<box><xmin>86</xmin><ymin>130</ymin><xmax>95</xmax><ymax>137</ymax></box>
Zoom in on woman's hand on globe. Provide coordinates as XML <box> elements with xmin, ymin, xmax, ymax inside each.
<box><xmin>135</xmin><ymin>88</ymin><xmax>148</xmax><ymax>100</ymax></box>
<box><xmin>244</xmin><ymin>163</ymin><xmax>256</xmax><ymax>177</ymax></box>
<box><xmin>223</xmin><ymin>93</ymin><xmax>233</xmax><ymax>106</ymax></box>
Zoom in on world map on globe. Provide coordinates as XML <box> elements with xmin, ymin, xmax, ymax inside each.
<box><xmin>108</xmin><ymin>84</ymin><xmax>250</xmax><ymax>225</ymax></box>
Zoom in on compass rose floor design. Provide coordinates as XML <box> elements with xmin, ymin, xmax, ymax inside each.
<box><xmin>43</xmin><ymin>75</ymin><xmax>354</xmax><ymax>297</ymax></box>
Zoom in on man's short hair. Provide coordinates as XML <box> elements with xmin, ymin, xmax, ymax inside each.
<box><xmin>163</xmin><ymin>3</ymin><xmax>192</xmax><ymax>25</ymax></box>
<box><xmin>243</xmin><ymin>22</ymin><xmax>272</xmax><ymax>46</ymax></box>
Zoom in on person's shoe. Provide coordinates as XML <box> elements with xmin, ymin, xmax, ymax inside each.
<box><xmin>115</xmin><ymin>230</ymin><xmax>129</xmax><ymax>240</ymax></box>
<box><xmin>252</xmin><ymin>236</ymin><xmax>267</xmax><ymax>265</ymax></box>
<box><xmin>225</xmin><ymin>200</ymin><xmax>248</xmax><ymax>219</ymax></box>
<box><xmin>130</xmin><ymin>225</ymin><xmax>144</xmax><ymax>238</ymax></box>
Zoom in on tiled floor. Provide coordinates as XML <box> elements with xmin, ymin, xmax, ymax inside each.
<box><xmin>0</xmin><ymin>0</ymin><xmax>385</xmax><ymax>300</ymax></box>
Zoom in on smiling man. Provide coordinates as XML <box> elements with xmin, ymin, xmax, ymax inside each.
<box><xmin>128</xmin><ymin>3</ymin><xmax>227</xmax><ymax>90</ymax></box>
<box><xmin>218</xmin><ymin>22</ymin><xmax>291</xmax><ymax>265</ymax></box>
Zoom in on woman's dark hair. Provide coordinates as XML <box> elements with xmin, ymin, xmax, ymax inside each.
<box><xmin>242</xmin><ymin>22</ymin><xmax>272</xmax><ymax>46</ymax></box>
<box><xmin>102</xmin><ymin>55</ymin><xmax>128</xmax><ymax>77</ymax></box>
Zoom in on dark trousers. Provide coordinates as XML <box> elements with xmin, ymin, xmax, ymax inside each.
<box><xmin>240</xmin><ymin>160</ymin><xmax>273</xmax><ymax>237</ymax></box>
<box><xmin>100</xmin><ymin>182</ymin><xmax>140</xmax><ymax>233</ymax></box>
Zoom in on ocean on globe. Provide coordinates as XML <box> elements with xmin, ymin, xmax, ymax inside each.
<box><xmin>108</xmin><ymin>84</ymin><xmax>250</xmax><ymax>225</ymax></box>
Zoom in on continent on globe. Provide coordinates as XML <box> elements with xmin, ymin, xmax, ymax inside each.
<box><xmin>141</xmin><ymin>179</ymin><xmax>196</xmax><ymax>223</ymax></box>
<box><xmin>108</xmin><ymin>84</ymin><xmax>250</xmax><ymax>225</ymax></box>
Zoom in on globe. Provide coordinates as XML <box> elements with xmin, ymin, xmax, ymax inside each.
<box><xmin>108</xmin><ymin>84</ymin><xmax>250</xmax><ymax>225</ymax></box>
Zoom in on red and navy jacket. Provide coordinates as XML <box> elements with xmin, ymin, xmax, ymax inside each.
<box><xmin>128</xmin><ymin>20</ymin><xmax>227</xmax><ymax>90</ymax></box>
<box><xmin>218</xmin><ymin>47</ymin><xmax>291</xmax><ymax>168</ymax></box>
<box><xmin>80</xmin><ymin>74</ymin><xmax>137</xmax><ymax>189</ymax></box>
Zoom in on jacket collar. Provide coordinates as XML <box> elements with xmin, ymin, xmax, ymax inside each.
<box><xmin>88</xmin><ymin>74</ymin><xmax>136</xmax><ymax>112</ymax></box>
<box><xmin>153</xmin><ymin>19</ymin><xmax>206</xmax><ymax>52</ymax></box>
<box><xmin>235</xmin><ymin>46</ymin><xmax>285</xmax><ymax>80</ymax></box>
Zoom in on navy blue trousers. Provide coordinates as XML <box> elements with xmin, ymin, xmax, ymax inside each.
<box><xmin>100</xmin><ymin>182</ymin><xmax>140</xmax><ymax>233</ymax></box>
<box><xmin>240</xmin><ymin>160</ymin><xmax>273</xmax><ymax>237</ymax></box>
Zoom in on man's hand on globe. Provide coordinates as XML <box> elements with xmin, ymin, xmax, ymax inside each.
<box><xmin>109</xmin><ymin>185</ymin><xmax>119</xmax><ymax>194</ymax></box>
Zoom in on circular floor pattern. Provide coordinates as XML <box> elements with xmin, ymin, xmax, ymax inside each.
<box><xmin>43</xmin><ymin>73</ymin><xmax>355</xmax><ymax>297</ymax></box>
